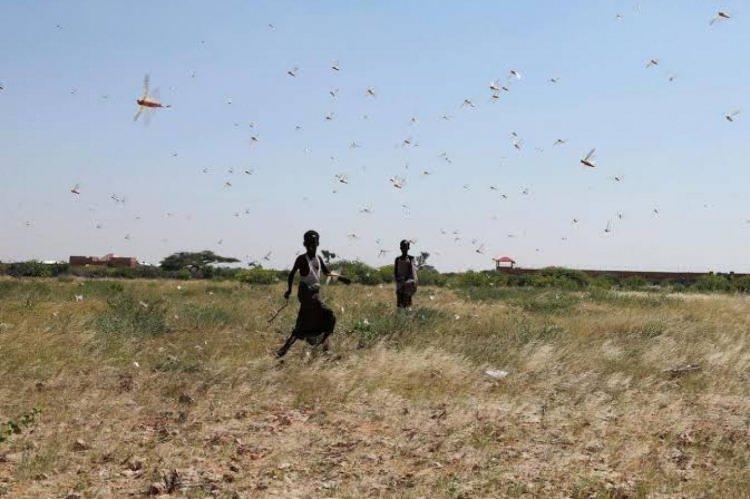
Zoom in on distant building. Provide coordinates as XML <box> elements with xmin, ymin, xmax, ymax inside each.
<box><xmin>493</xmin><ymin>256</ymin><xmax>516</xmax><ymax>270</ymax></box>
<box><xmin>69</xmin><ymin>253</ymin><xmax>137</xmax><ymax>268</ymax></box>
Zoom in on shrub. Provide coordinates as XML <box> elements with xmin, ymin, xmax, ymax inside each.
<box><xmin>7</xmin><ymin>261</ymin><xmax>67</xmax><ymax>278</ymax></box>
<box><xmin>335</xmin><ymin>260</ymin><xmax>382</xmax><ymax>285</ymax></box>
<box><xmin>209</xmin><ymin>266</ymin><xmax>242</xmax><ymax>280</ymax></box>
<box><xmin>79</xmin><ymin>280</ymin><xmax>125</xmax><ymax>297</ymax></box>
<box><xmin>69</xmin><ymin>266</ymin><xmax>108</xmax><ymax>279</ymax></box>
<box><xmin>173</xmin><ymin>269</ymin><xmax>192</xmax><ymax>280</ymax></box>
<box><xmin>506</xmin><ymin>273</ymin><xmax>534</xmax><ymax>287</ymax></box>
<box><xmin>621</xmin><ymin>276</ymin><xmax>648</xmax><ymax>289</ymax></box>
<box><xmin>693</xmin><ymin>274</ymin><xmax>730</xmax><ymax>292</ymax></box>
<box><xmin>590</xmin><ymin>275</ymin><xmax>617</xmax><ymax>288</ymax></box>
<box><xmin>351</xmin><ymin>306</ymin><xmax>445</xmax><ymax>347</ymax></box>
<box><xmin>730</xmin><ymin>275</ymin><xmax>750</xmax><ymax>293</ymax></box>
<box><xmin>376</xmin><ymin>265</ymin><xmax>395</xmax><ymax>284</ymax></box>
<box><xmin>536</xmin><ymin>267</ymin><xmax>591</xmax><ymax>289</ymax></box>
<box><xmin>450</xmin><ymin>270</ymin><xmax>492</xmax><ymax>288</ymax></box>
<box><xmin>94</xmin><ymin>293</ymin><xmax>169</xmax><ymax>337</ymax></box>
<box><xmin>236</xmin><ymin>268</ymin><xmax>277</xmax><ymax>285</ymax></box>
<box><xmin>102</xmin><ymin>267</ymin><xmax>138</xmax><ymax>279</ymax></box>
<box><xmin>0</xmin><ymin>408</ymin><xmax>41</xmax><ymax>445</ymax></box>
<box><xmin>668</xmin><ymin>281</ymin><xmax>687</xmax><ymax>293</ymax></box>
<box><xmin>134</xmin><ymin>265</ymin><xmax>163</xmax><ymax>279</ymax></box>
<box><xmin>417</xmin><ymin>266</ymin><xmax>447</xmax><ymax>286</ymax></box>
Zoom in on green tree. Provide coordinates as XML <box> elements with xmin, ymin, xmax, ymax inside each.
<box><xmin>321</xmin><ymin>250</ymin><xmax>337</xmax><ymax>264</ymax></box>
<box><xmin>416</xmin><ymin>251</ymin><xmax>430</xmax><ymax>268</ymax></box>
<box><xmin>416</xmin><ymin>265</ymin><xmax>446</xmax><ymax>286</ymax></box>
<box><xmin>159</xmin><ymin>251</ymin><xmax>239</xmax><ymax>274</ymax></box>
<box><xmin>335</xmin><ymin>259</ymin><xmax>381</xmax><ymax>284</ymax></box>
<box><xmin>377</xmin><ymin>265</ymin><xmax>395</xmax><ymax>283</ymax></box>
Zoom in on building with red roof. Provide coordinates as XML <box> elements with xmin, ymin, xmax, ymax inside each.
<box><xmin>493</xmin><ymin>256</ymin><xmax>516</xmax><ymax>270</ymax></box>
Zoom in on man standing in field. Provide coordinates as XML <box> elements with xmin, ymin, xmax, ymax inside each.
<box><xmin>276</xmin><ymin>230</ymin><xmax>348</xmax><ymax>357</ymax></box>
<box><xmin>394</xmin><ymin>239</ymin><xmax>418</xmax><ymax>309</ymax></box>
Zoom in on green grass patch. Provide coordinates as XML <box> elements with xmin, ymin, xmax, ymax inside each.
<box><xmin>461</xmin><ymin>287</ymin><xmax>579</xmax><ymax>314</ymax></box>
<box><xmin>178</xmin><ymin>303</ymin><xmax>235</xmax><ymax>329</ymax></box>
<box><xmin>93</xmin><ymin>293</ymin><xmax>169</xmax><ymax>337</ymax></box>
<box><xmin>350</xmin><ymin>306</ymin><xmax>447</xmax><ymax>347</ymax></box>
<box><xmin>459</xmin><ymin>286</ymin><xmax>518</xmax><ymax>302</ymax></box>
<box><xmin>78</xmin><ymin>280</ymin><xmax>125</xmax><ymax>297</ymax></box>
<box><xmin>587</xmin><ymin>288</ymin><xmax>673</xmax><ymax>308</ymax></box>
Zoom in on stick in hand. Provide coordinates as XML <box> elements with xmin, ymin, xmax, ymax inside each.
<box><xmin>268</xmin><ymin>301</ymin><xmax>289</xmax><ymax>324</ymax></box>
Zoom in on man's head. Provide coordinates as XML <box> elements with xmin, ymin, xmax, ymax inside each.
<box><xmin>304</xmin><ymin>230</ymin><xmax>320</xmax><ymax>253</ymax></box>
<box><xmin>400</xmin><ymin>239</ymin><xmax>410</xmax><ymax>254</ymax></box>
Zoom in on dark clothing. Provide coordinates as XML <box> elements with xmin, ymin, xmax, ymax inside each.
<box><xmin>293</xmin><ymin>282</ymin><xmax>336</xmax><ymax>343</ymax></box>
<box><xmin>396</xmin><ymin>289</ymin><xmax>413</xmax><ymax>308</ymax></box>
<box><xmin>394</xmin><ymin>255</ymin><xmax>417</xmax><ymax>309</ymax></box>
<box><xmin>394</xmin><ymin>255</ymin><xmax>416</xmax><ymax>282</ymax></box>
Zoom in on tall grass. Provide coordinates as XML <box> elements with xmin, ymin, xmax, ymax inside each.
<box><xmin>93</xmin><ymin>293</ymin><xmax>169</xmax><ymax>337</ymax></box>
<box><xmin>0</xmin><ymin>277</ymin><xmax>747</xmax><ymax>497</ymax></box>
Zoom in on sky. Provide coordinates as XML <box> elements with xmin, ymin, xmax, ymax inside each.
<box><xmin>2</xmin><ymin>0</ymin><xmax>749</xmax><ymax>272</ymax></box>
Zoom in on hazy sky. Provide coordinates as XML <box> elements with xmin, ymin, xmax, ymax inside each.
<box><xmin>2</xmin><ymin>1</ymin><xmax>749</xmax><ymax>272</ymax></box>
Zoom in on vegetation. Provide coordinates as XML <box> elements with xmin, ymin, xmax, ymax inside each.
<box><xmin>235</xmin><ymin>267</ymin><xmax>278</xmax><ymax>285</ymax></box>
<box><xmin>3</xmin><ymin>257</ymin><xmax>750</xmax><ymax>295</ymax></box>
<box><xmin>159</xmin><ymin>251</ymin><xmax>239</xmax><ymax>276</ymax></box>
<box><xmin>320</xmin><ymin>249</ymin><xmax>337</xmax><ymax>264</ymax></box>
<box><xmin>0</xmin><ymin>278</ymin><xmax>747</xmax><ymax>496</ymax></box>
<box><xmin>0</xmin><ymin>408</ymin><xmax>41</xmax><ymax>445</ymax></box>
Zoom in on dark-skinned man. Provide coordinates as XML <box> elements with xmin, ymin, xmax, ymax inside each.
<box><xmin>276</xmin><ymin>230</ymin><xmax>349</xmax><ymax>357</ymax></box>
<box><xmin>394</xmin><ymin>239</ymin><xmax>418</xmax><ymax>309</ymax></box>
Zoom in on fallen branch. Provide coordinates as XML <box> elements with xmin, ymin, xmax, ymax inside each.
<box><xmin>664</xmin><ymin>363</ymin><xmax>701</xmax><ymax>377</ymax></box>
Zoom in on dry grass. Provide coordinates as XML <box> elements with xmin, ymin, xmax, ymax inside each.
<box><xmin>0</xmin><ymin>278</ymin><xmax>748</xmax><ymax>497</ymax></box>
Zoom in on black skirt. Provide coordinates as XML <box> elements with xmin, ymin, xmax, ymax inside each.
<box><xmin>293</xmin><ymin>283</ymin><xmax>336</xmax><ymax>339</ymax></box>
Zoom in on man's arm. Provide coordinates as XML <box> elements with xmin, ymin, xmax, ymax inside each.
<box><xmin>319</xmin><ymin>256</ymin><xmax>352</xmax><ymax>284</ymax></box>
<box><xmin>285</xmin><ymin>257</ymin><xmax>300</xmax><ymax>299</ymax></box>
<box><xmin>394</xmin><ymin>257</ymin><xmax>400</xmax><ymax>282</ymax></box>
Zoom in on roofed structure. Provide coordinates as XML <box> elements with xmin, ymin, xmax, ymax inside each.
<box><xmin>69</xmin><ymin>253</ymin><xmax>137</xmax><ymax>268</ymax></box>
<box><xmin>493</xmin><ymin>255</ymin><xmax>516</xmax><ymax>269</ymax></box>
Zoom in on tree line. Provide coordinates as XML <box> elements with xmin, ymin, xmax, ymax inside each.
<box><xmin>2</xmin><ymin>251</ymin><xmax>749</xmax><ymax>293</ymax></box>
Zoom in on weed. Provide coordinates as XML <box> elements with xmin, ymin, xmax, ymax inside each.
<box><xmin>0</xmin><ymin>407</ymin><xmax>41</xmax><ymax>445</ymax></box>
<box><xmin>178</xmin><ymin>303</ymin><xmax>234</xmax><ymax>329</ymax></box>
<box><xmin>94</xmin><ymin>293</ymin><xmax>169</xmax><ymax>337</ymax></box>
<box><xmin>78</xmin><ymin>280</ymin><xmax>124</xmax><ymax>297</ymax></box>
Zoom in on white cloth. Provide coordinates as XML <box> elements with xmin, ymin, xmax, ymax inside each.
<box><xmin>301</xmin><ymin>254</ymin><xmax>322</xmax><ymax>288</ymax></box>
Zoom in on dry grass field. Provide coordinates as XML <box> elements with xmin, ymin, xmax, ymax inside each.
<box><xmin>0</xmin><ymin>278</ymin><xmax>748</xmax><ymax>498</ymax></box>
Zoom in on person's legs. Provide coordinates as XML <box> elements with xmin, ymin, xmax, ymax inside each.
<box><xmin>277</xmin><ymin>293</ymin><xmax>308</xmax><ymax>357</ymax></box>
<box><xmin>397</xmin><ymin>290</ymin><xmax>406</xmax><ymax>308</ymax></box>
<box><xmin>302</xmin><ymin>297</ymin><xmax>336</xmax><ymax>347</ymax></box>
<box><xmin>315</xmin><ymin>306</ymin><xmax>336</xmax><ymax>347</ymax></box>
<box><xmin>276</xmin><ymin>333</ymin><xmax>297</xmax><ymax>358</ymax></box>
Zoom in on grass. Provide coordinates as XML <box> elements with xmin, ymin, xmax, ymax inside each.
<box><xmin>0</xmin><ymin>278</ymin><xmax>748</xmax><ymax>497</ymax></box>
